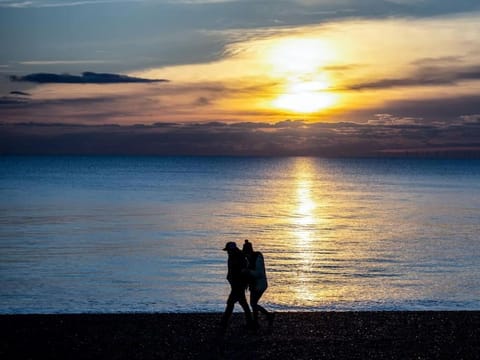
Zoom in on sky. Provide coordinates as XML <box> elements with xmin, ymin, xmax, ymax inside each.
<box><xmin>1</xmin><ymin>0</ymin><xmax>480</xmax><ymax>156</ymax></box>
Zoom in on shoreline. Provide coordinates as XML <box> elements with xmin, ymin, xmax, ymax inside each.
<box><xmin>2</xmin><ymin>311</ymin><xmax>479</xmax><ymax>359</ymax></box>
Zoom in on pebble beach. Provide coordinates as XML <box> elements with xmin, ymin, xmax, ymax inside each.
<box><xmin>2</xmin><ymin>311</ymin><xmax>479</xmax><ymax>359</ymax></box>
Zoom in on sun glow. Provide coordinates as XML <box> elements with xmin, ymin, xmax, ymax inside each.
<box><xmin>267</xmin><ymin>38</ymin><xmax>335</xmax><ymax>75</ymax></box>
<box><xmin>267</xmin><ymin>38</ymin><xmax>339</xmax><ymax>113</ymax></box>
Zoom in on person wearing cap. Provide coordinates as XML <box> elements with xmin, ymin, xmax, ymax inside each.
<box><xmin>242</xmin><ymin>239</ymin><xmax>274</xmax><ymax>329</ymax></box>
<box><xmin>219</xmin><ymin>241</ymin><xmax>253</xmax><ymax>332</ymax></box>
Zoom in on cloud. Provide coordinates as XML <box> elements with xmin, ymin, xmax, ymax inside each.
<box><xmin>411</xmin><ymin>56</ymin><xmax>463</xmax><ymax>67</ymax></box>
<box><xmin>367</xmin><ymin>114</ymin><xmax>424</xmax><ymax>126</ymax></box>
<box><xmin>1</xmin><ymin>119</ymin><xmax>479</xmax><ymax>157</ymax></box>
<box><xmin>9</xmin><ymin>90</ymin><xmax>31</xmax><ymax>96</ymax></box>
<box><xmin>459</xmin><ymin>114</ymin><xmax>480</xmax><ymax>124</ymax></box>
<box><xmin>346</xmin><ymin>65</ymin><xmax>480</xmax><ymax>90</ymax></box>
<box><xmin>379</xmin><ymin>95</ymin><xmax>480</xmax><ymax>121</ymax></box>
<box><xmin>0</xmin><ymin>0</ymin><xmax>237</xmax><ymax>8</ymax></box>
<box><xmin>19</xmin><ymin>60</ymin><xmax>116</xmax><ymax>65</ymax></box>
<box><xmin>0</xmin><ymin>97</ymin><xmax>28</xmax><ymax>105</ymax></box>
<box><xmin>2</xmin><ymin>1</ymin><xmax>479</xmax><ymax>88</ymax></box>
<box><xmin>10</xmin><ymin>72</ymin><xmax>168</xmax><ymax>84</ymax></box>
<box><xmin>0</xmin><ymin>0</ymin><xmax>142</xmax><ymax>8</ymax></box>
<box><xmin>194</xmin><ymin>96</ymin><xmax>211</xmax><ymax>106</ymax></box>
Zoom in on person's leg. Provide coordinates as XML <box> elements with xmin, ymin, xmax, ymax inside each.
<box><xmin>250</xmin><ymin>290</ymin><xmax>262</xmax><ymax>325</ymax></box>
<box><xmin>250</xmin><ymin>289</ymin><xmax>274</xmax><ymax>326</ymax></box>
<box><xmin>219</xmin><ymin>290</ymin><xmax>236</xmax><ymax>331</ymax></box>
<box><xmin>256</xmin><ymin>302</ymin><xmax>274</xmax><ymax>327</ymax></box>
<box><xmin>256</xmin><ymin>304</ymin><xmax>269</xmax><ymax>316</ymax></box>
<box><xmin>236</xmin><ymin>287</ymin><xmax>253</xmax><ymax>327</ymax></box>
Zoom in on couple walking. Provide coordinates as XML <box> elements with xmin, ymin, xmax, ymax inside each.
<box><xmin>220</xmin><ymin>239</ymin><xmax>274</xmax><ymax>333</ymax></box>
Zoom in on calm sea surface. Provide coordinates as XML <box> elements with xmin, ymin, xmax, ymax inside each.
<box><xmin>0</xmin><ymin>156</ymin><xmax>479</xmax><ymax>313</ymax></box>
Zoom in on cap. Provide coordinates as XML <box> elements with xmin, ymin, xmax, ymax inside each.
<box><xmin>222</xmin><ymin>241</ymin><xmax>237</xmax><ymax>251</ymax></box>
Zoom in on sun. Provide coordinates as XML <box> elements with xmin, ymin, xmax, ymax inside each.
<box><xmin>273</xmin><ymin>91</ymin><xmax>337</xmax><ymax>113</ymax></box>
<box><xmin>272</xmin><ymin>78</ymin><xmax>337</xmax><ymax>113</ymax></box>
<box><xmin>266</xmin><ymin>37</ymin><xmax>339</xmax><ymax>114</ymax></box>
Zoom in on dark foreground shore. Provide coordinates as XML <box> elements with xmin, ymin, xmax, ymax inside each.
<box><xmin>1</xmin><ymin>311</ymin><xmax>479</xmax><ymax>359</ymax></box>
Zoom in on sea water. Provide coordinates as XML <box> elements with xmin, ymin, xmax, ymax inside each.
<box><xmin>0</xmin><ymin>156</ymin><xmax>479</xmax><ymax>313</ymax></box>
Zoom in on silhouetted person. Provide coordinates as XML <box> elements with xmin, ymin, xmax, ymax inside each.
<box><xmin>219</xmin><ymin>241</ymin><xmax>253</xmax><ymax>333</ymax></box>
<box><xmin>243</xmin><ymin>239</ymin><xmax>274</xmax><ymax>329</ymax></box>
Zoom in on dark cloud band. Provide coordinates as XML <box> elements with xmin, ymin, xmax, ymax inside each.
<box><xmin>346</xmin><ymin>65</ymin><xmax>480</xmax><ymax>90</ymax></box>
<box><xmin>10</xmin><ymin>72</ymin><xmax>168</xmax><ymax>84</ymax></box>
<box><xmin>1</xmin><ymin>119</ymin><xmax>479</xmax><ymax>157</ymax></box>
<box><xmin>9</xmin><ymin>91</ymin><xmax>31</xmax><ymax>96</ymax></box>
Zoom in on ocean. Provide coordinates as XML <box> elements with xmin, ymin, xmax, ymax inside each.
<box><xmin>0</xmin><ymin>156</ymin><xmax>479</xmax><ymax>313</ymax></box>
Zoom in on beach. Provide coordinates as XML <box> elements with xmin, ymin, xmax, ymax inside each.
<box><xmin>1</xmin><ymin>311</ymin><xmax>479</xmax><ymax>359</ymax></box>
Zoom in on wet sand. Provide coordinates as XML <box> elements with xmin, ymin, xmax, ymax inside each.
<box><xmin>1</xmin><ymin>311</ymin><xmax>479</xmax><ymax>359</ymax></box>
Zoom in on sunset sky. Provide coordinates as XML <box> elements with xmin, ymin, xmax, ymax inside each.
<box><xmin>1</xmin><ymin>0</ymin><xmax>480</xmax><ymax>156</ymax></box>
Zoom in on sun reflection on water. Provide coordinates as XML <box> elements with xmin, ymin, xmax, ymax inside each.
<box><xmin>290</xmin><ymin>158</ymin><xmax>322</xmax><ymax>302</ymax></box>
<box><xmin>293</xmin><ymin>158</ymin><xmax>321</xmax><ymax>241</ymax></box>
<box><xmin>264</xmin><ymin>157</ymin><xmax>399</xmax><ymax>309</ymax></box>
